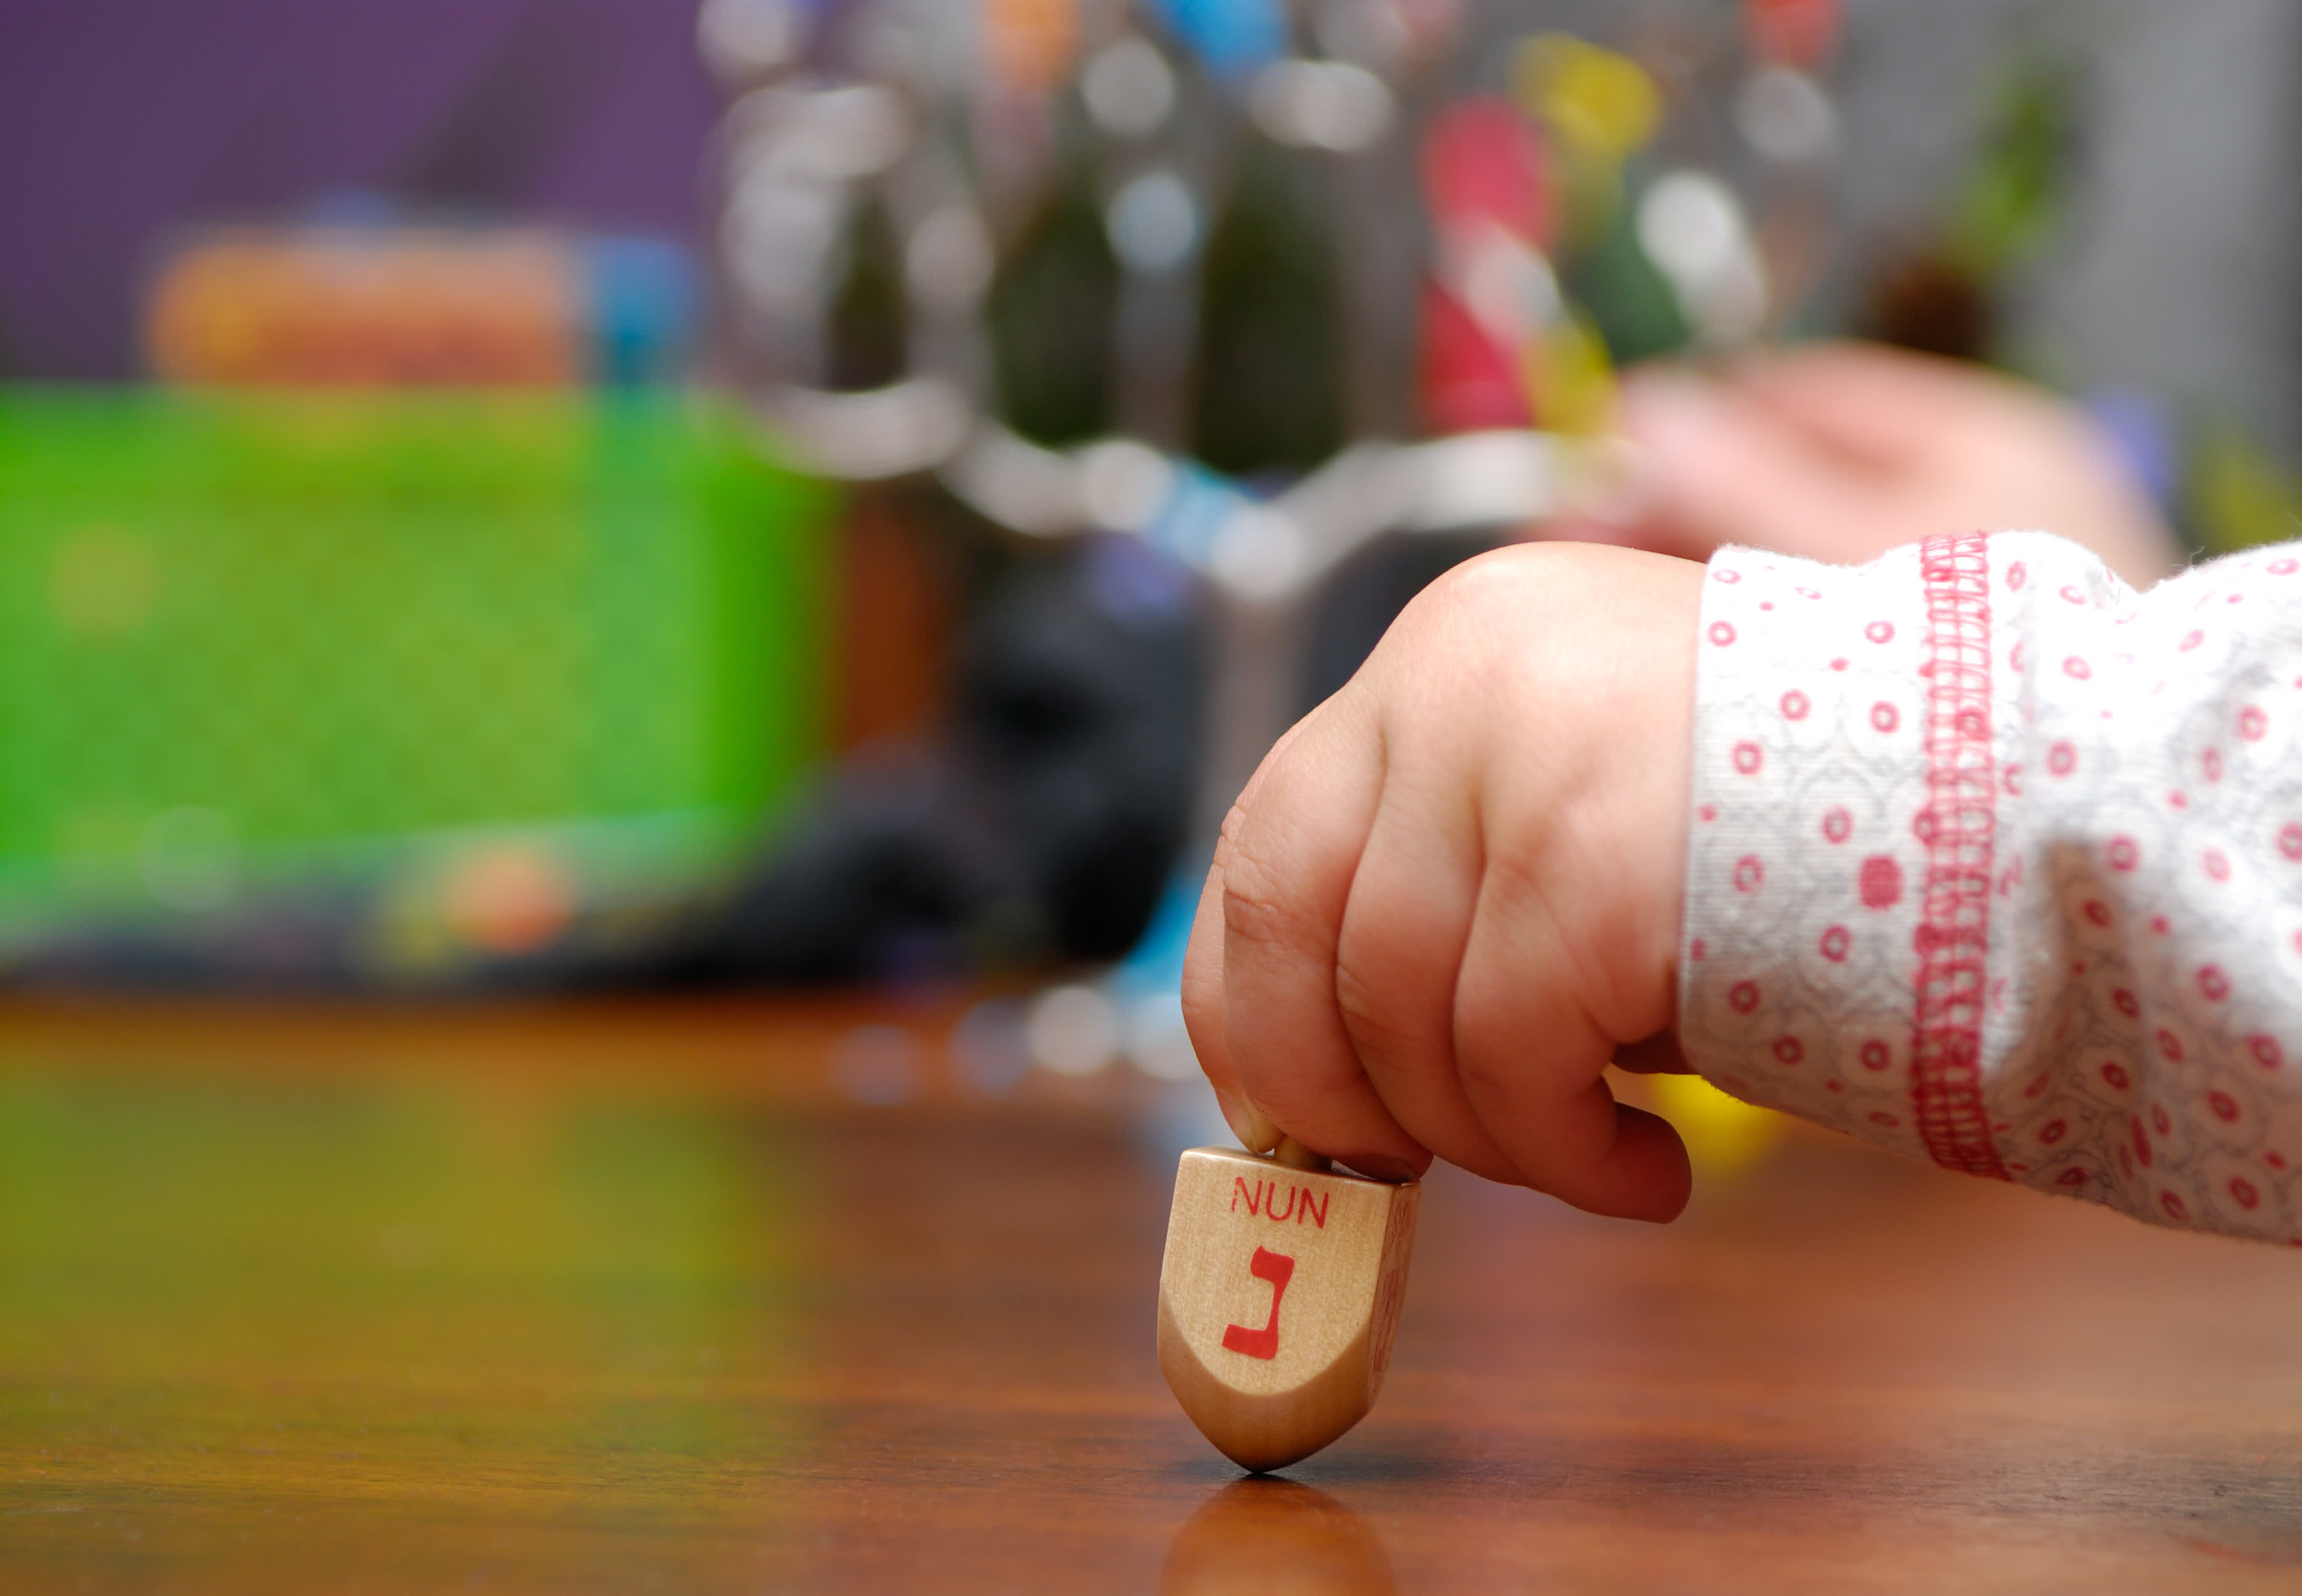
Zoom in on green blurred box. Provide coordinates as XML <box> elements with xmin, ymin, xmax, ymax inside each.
<box><xmin>0</xmin><ymin>387</ymin><xmax>833</xmax><ymax>929</ymax></box>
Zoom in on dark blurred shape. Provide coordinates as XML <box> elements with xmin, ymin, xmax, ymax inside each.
<box><xmin>988</xmin><ymin>156</ymin><xmax>1122</xmax><ymax>447</ymax></box>
<box><xmin>825</xmin><ymin>197</ymin><xmax>910</xmax><ymax>394</ymax></box>
<box><xmin>394</xmin><ymin>0</ymin><xmax>640</xmax><ymax>208</ymax></box>
<box><xmin>965</xmin><ymin>536</ymin><xmax>1205</xmax><ymax>957</ymax></box>
<box><xmin>641</xmin><ymin>534</ymin><xmax>1205</xmax><ymax>985</ymax></box>
<box><xmin>1189</xmin><ymin>142</ymin><xmax>1347</xmax><ymax>479</ymax></box>
<box><xmin>1860</xmin><ymin>246</ymin><xmax>1993</xmax><ymax>363</ymax></box>
<box><xmin>1161</xmin><ymin>1478</ymin><xmax>1397</xmax><ymax>1596</ymax></box>
<box><xmin>1859</xmin><ymin>49</ymin><xmax>2073</xmax><ymax>369</ymax></box>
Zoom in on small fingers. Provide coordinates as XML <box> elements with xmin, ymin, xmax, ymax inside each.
<box><xmin>1181</xmin><ymin>845</ymin><xmax>1277</xmax><ymax>1151</ymax></box>
<box><xmin>1218</xmin><ymin>695</ymin><xmax>1429</xmax><ymax>1180</ymax></box>
<box><xmin>1184</xmin><ymin>717</ymin><xmax>1321</xmax><ymax>1152</ymax></box>
<box><xmin>1451</xmin><ymin>860</ymin><xmax>1691</xmax><ymax>1222</ymax></box>
<box><xmin>1332</xmin><ymin>762</ymin><xmax>1524</xmax><ymax>1185</ymax></box>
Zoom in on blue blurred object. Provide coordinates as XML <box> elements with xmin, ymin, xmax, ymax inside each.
<box><xmin>586</xmin><ymin>235</ymin><xmax>702</xmax><ymax>385</ymax></box>
<box><xmin>2083</xmin><ymin>385</ymin><xmax>2181</xmax><ymax>512</ymax></box>
<box><xmin>1081</xmin><ymin>532</ymin><xmax>1199</xmax><ymax>629</ymax></box>
<box><xmin>1139</xmin><ymin>462</ymin><xmax>1262</xmax><ymax>570</ymax></box>
<box><xmin>1147</xmin><ymin>0</ymin><xmax>1286</xmax><ymax>81</ymax></box>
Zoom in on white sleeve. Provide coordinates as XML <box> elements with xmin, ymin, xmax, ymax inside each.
<box><xmin>1678</xmin><ymin>530</ymin><xmax>2302</xmax><ymax>1241</ymax></box>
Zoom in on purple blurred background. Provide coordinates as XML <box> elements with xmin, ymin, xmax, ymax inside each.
<box><xmin>0</xmin><ymin>0</ymin><xmax>717</xmax><ymax>378</ymax></box>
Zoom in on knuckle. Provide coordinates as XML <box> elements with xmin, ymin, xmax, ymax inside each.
<box><xmin>1398</xmin><ymin>563</ymin><xmax>1493</xmax><ymax>649</ymax></box>
<box><xmin>1449</xmin><ymin>1038</ymin><xmax>1520</xmax><ymax>1110</ymax></box>
<box><xmin>1422</xmin><ymin>544</ymin><xmax>1544</xmax><ymax>619</ymax></box>
<box><xmin>1331</xmin><ymin>948</ymin><xmax>1418</xmax><ymax>1062</ymax></box>
<box><xmin>1429</xmin><ymin>554</ymin><xmax>1506</xmax><ymax>608</ymax></box>
<box><xmin>1219</xmin><ymin>839</ymin><xmax>1317</xmax><ymax>954</ymax></box>
<box><xmin>1478</xmin><ymin>840</ymin><xmax>1553</xmax><ymax>911</ymax></box>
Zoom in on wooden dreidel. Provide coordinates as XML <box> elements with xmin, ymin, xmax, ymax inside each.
<box><xmin>1157</xmin><ymin>1137</ymin><xmax>1420</xmax><ymax>1472</ymax></box>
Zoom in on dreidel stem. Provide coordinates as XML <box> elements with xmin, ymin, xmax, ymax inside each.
<box><xmin>1272</xmin><ymin>1135</ymin><xmax>1331</xmax><ymax>1174</ymax></box>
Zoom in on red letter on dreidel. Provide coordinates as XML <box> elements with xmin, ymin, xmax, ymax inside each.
<box><xmin>1221</xmin><ymin>1246</ymin><xmax>1295</xmax><ymax>1360</ymax></box>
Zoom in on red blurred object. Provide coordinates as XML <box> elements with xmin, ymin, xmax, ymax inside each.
<box><xmin>1417</xmin><ymin>282</ymin><xmax>1533</xmax><ymax>434</ymax></box>
<box><xmin>1420</xmin><ymin>99</ymin><xmax>1552</xmax><ymax>250</ymax></box>
<box><xmin>1745</xmin><ymin>0</ymin><xmax>1839</xmax><ymax>70</ymax></box>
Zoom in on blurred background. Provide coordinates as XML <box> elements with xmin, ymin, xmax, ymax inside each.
<box><xmin>3</xmin><ymin>0</ymin><xmax>2299</xmax><ymax>1142</ymax></box>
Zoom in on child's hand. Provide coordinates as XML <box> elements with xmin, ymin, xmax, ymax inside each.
<box><xmin>1181</xmin><ymin>542</ymin><xmax>1704</xmax><ymax>1222</ymax></box>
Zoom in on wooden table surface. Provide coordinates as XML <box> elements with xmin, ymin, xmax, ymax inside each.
<box><xmin>4</xmin><ymin>997</ymin><xmax>2301</xmax><ymax>1593</ymax></box>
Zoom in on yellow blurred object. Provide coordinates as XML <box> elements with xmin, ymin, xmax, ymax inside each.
<box><xmin>1528</xmin><ymin>310</ymin><xmax>1616</xmax><ymax>435</ymax></box>
<box><xmin>1514</xmin><ymin>34</ymin><xmax>1661</xmax><ymax>163</ymax></box>
<box><xmin>1646</xmin><ymin>1070</ymin><xmax>1785</xmax><ymax>1179</ymax></box>
<box><xmin>2189</xmin><ymin>424</ymin><xmax>2302</xmax><ymax>556</ymax></box>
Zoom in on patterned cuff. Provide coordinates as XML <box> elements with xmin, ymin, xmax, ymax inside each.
<box><xmin>1679</xmin><ymin>531</ymin><xmax>2302</xmax><ymax>1242</ymax></box>
<box><xmin>1678</xmin><ymin>538</ymin><xmax>1968</xmax><ymax>1164</ymax></box>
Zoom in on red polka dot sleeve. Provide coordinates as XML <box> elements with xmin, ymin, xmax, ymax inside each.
<box><xmin>1681</xmin><ymin>531</ymin><xmax>2302</xmax><ymax>1242</ymax></box>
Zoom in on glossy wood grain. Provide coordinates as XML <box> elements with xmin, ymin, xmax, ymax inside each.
<box><xmin>4</xmin><ymin>997</ymin><xmax>2301</xmax><ymax>1592</ymax></box>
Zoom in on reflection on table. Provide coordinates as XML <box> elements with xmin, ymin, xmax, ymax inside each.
<box><xmin>3</xmin><ymin>998</ymin><xmax>2300</xmax><ymax>1592</ymax></box>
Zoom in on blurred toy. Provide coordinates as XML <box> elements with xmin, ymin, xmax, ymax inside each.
<box><xmin>147</xmin><ymin>220</ymin><xmax>699</xmax><ymax>388</ymax></box>
<box><xmin>1418</xmin><ymin>96</ymin><xmax>1554</xmax><ymax>432</ymax></box>
<box><xmin>0</xmin><ymin>389</ymin><xmax>829</xmax><ymax>977</ymax></box>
